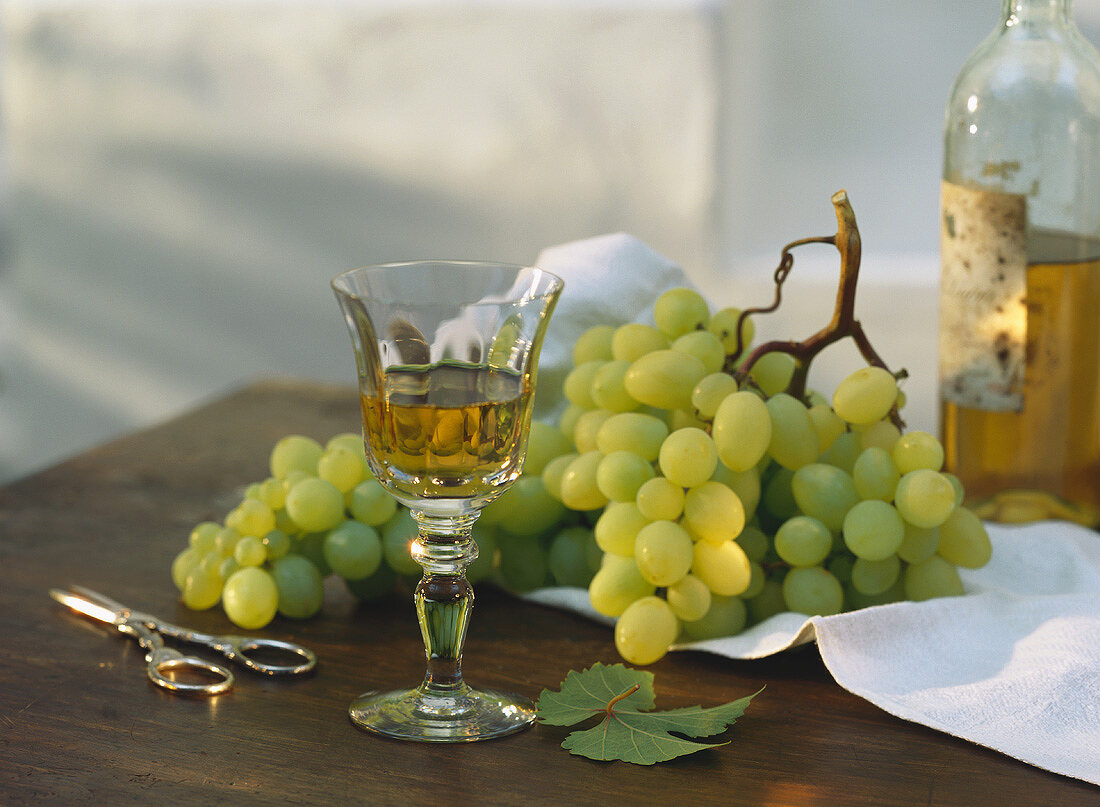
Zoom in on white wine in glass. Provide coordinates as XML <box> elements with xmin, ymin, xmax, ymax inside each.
<box><xmin>332</xmin><ymin>260</ymin><xmax>563</xmax><ymax>742</ymax></box>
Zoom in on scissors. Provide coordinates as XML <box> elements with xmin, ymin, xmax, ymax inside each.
<box><xmin>50</xmin><ymin>585</ymin><xmax>317</xmax><ymax>695</ymax></box>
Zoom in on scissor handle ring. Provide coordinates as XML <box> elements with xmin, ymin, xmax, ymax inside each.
<box><xmin>232</xmin><ymin>638</ymin><xmax>318</xmax><ymax>676</ymax></box>
<box><xmin>147</xmin><ymin>648</ymin><xmax>235</xmax><ymax>695</ymax></box>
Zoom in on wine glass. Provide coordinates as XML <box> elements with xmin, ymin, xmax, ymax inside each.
<box><xmin>332</xmin><ymin>260</ymin><xmax>564</xmax><ymax>742</ymax></box>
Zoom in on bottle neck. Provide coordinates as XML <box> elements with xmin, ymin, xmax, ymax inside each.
<box><xmin>1000</xmin><ymin>0</ymin><xmax>1072</xmax><ymax>26</ymax></box>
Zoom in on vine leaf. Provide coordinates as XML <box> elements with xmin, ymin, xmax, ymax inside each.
<box><xmin>536</xmin><ymin>662</ymin><xmax>761</xmax><ymax>765</ymax></box>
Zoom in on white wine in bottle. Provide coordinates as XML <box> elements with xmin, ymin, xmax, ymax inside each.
<box><xmin>939</xmin><ymin>0</ymin><xmax>1100</xmax><ymax>526</ymax></box>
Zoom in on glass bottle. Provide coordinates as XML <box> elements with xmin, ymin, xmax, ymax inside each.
<box><xmin>939</xmin><ymin>0</ymin><xmax>1100</xmax><ymax>526</ymax></box>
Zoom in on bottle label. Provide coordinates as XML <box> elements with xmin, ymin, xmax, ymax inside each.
<box><xmin>938</xmin><ymin>180</ymin><xmax>1028</xmax><ymax>412</ymax></box>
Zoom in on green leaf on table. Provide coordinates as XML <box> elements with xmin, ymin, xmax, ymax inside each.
<box><xmin>536</xmin><ymin>662</ymin><xmax>761</xmax><ymax>765</ymax></box>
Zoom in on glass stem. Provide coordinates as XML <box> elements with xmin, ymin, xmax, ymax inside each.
<box><xmin>409</xmin><ymin>510</ymin><xmax>479</xmax><ymax>696</ymax></box>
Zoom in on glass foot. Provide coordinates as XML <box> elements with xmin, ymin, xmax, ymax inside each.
<box><xmin>348</xmin><ymin>684</ymin><xmax>536</xmax><ymax>742</ymax></box>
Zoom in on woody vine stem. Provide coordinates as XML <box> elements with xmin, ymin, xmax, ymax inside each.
<box><xmin>726</xmin><ymin>189</ymin><xmax>907</xmax><ymax>429</ymax></box>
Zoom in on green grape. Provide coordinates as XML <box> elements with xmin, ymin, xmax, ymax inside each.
<box><xmin>707</xmin><ymin>307</ymin><xmax>754</xmax><ymax>355</ymax></box>
<box><xmin>563</xmin><ymin>360</ymin><xmax>605</xmax><ymax>409</ymax></box>
<box><xmin>894</xmin><ymin>469</ymin><xmax>957</xmax><ymax>529</ymax></box>
<box><xmin>171</xmin><ymin>547</ymin><xmax>201</xmax><ymax>591</ymax></box>
<box><xmin>487</xmin><ymin>316</ymin><xmax>522</xmax><ymax>368</ymax></box>
<box><xmin>573</xmin><ymin>324</ymin><xmax>616</xmax><ymax>364</ymax></box>
<box><xmin>348</xmin><ymin>478</ymin><xmax>398</xmax><ymax>527</ymax></box>
<box><xmin>344</xmin><ymin>559</ymin><xmax>398</xmax><ymax>602</ymax></box>
<box><xmin>762</xmin><ymin>467</ymin><xmax>799</xmax><ymax>523</ymax></box>
<box><xmin>590</xmin><ymin>360</ymin><xmax>640</xmax><ymax>413</ymax></box>
<box><xmin>214</xmin><ymin>527</ymin><xmax>242</xmax><ymax>558</ymax></box>
<box><xmin>683</xmin><ymin>481</ymin><xmax>746</xmax><ymax>545</ymax></box>
<box><xmin>244</xmin><ymin>482</ymin><xmax>263</xmax><ymax>500</ymax></box>
<box><xmin>670</xmin><ymin>408</ymin><xmax>707</xmax><ymax>432</ymax></box>
<box><xmin>234</xmin><ymin>535</ymin><xmax>268</xmax><ymax>567</ymax></box>
<box><xmin>323</xmin><ymin>520</ymin><xmax>383</xmax><ymax>580</ymax></box>
<box><xmin>851</xmin><ymin>554</ymin><xmax>901</xmax><ymax>595</ymax></box>
<box><xmin>262</xmin><ymin>529</ymin><xmax>292</xmax><ymax>561</ymax></box>
<box><xmin>271</xmin><ymin>554</ymin><xmax>325</xmax><ymax>619</ymax></box>
<box><xmin>494</xmin><ymin>475</ymin><xmax>567</xmax><ymax>535</ymax></box>
<box><xmin>540</xmin><ymin>452</ymin><xmax>579</xmax><ymax>502</ymax></box>
<box><xmin>827</xmin><ymin>553</ymin><xmax>854</xmax><ymax>585</ymax></box>
<box><xmin>711</xmin><ymin>391</ymin><xmax>772</xmax><ymax>472</ymax></box>
<box><xmin>465</xmin><ymin>524</ymin><xmax>498</xmax><ymax>585</ymax></box>
<box><xmin>198</xmin><ymin>550</ymin><xmax>224</xmax><ymax>577</ymax></box>
<box><xmin>665</xmin><ymin>574</ymin><xmax>712</xmax><ymax>622</ymax></box>
<box><xmin>615</xmin><ymin>595</ymin><xmax>680</xmax><ymax>665</ymax></box>
<box><xmin>326</xmin><ymin>432</ymin><xmax>366</xmax><ymax>457</ymax></box>
<box><xmin>572</xmin><ymin>408</ymin><xmax>613</xmax><ymax>454</ymax></box>
<box><xmin>691</xmin><ymin>372</ymin><xmax>739</xmax><ymax>419</ymax></box>
<box><xmin>227</xmin><ymin>499</ymin><xmax>277</xmax><ymax>539</ymax></box>
<box><xmin>381</xmin><ymin>509</ymin><xmax>422</xmax><ymax>576</ymax></box>
<box><xmin>712</xmin><ymin>463</ymin><xmax>761</xmax><ymax>521</ymax></box>
<box><xmin>524</xmin><ymin>420</ymin><xmax>574</xmax><ymax>476</ymax></box>
<box><xmin>735</xmin><ymin>524</ymin><xmax>770</xmax><ymax>563</ymax></box>
<box><xmin>782</xmin><ymin>566</ymin><xmax>844</xmax><ymax>616</ymax></box>
<box><xmin>189</xmin><ymin>521</ymin><xmax>220</xmax><ymax>554</ymax></box>
<box><xmin>558</xmin><ymin>404</ymin><xmax>585</xmax><ymax>442</ymax></box>
<box><xmin>256</xmin><ymin>477</ymin><xmax>288</xmax><ymax>510</ymax></box>
<box><xmin>588</xmin><ymin>554</ymin><xmax>656</xmax><ymax>617</ymax></box>
<box><xmin>852</xmin><ymin>446</ymin><xmax>901</xmax><ymax>502</ymax></box>
<box><xmin>749</xmin><ymin>352</ymin><xmax>797</xmax><ymax>396</ymax></box>
<box><xmin>860</xmin><ymin>420</ymin><xmax>902</xmax><ymax>453</ymax></box>
<box><xmin>892</xmin><ymin>430</ymin><xmax>945</xmax><ymax>474</ymax></box>
<box><xmin>549</xmin><ymin>526</ymin><xmax>598</xmax><ymax>587</ymax></box>
<box><xmin>294</xmin><ymin>532</ymin><xmax>333</xmax><ymax>577</ymax></box>
<box><xmin>692</xmin><ymin>540</ymin><xmax>751</xmax><ymax>596</ymax></box>
<box><xmin>596</xmin><ymin>450</ymin><xmax>656</xmax><ymax>503</ymax></box>
<box><xmin>791</xmin><ymin>463</ymin><xmax>860</xmax><ymax>532</ymax></box>
<box><xmin>897</xmin><ymin>522</ymin><xmax>941</xmax><ymax>564</ymax></box>
<box><xmin>596</xmin><ymin>411</ymin><xmax>669</xmax><ymax>461</ymax></box>
<box><xmin>658</xmin><ymin>427</ymin><xmax>717</xmax><ymax>488</ymax></box>
<box><xmin>285</xmin><ymin>477</ymin><xmax>346</xmax><ymax>533</ymax></box>
<box><xmin>635</xmin><ymin>476</ymin><xmax>685</xmax><ymax>521</ymax></box>
<box><xmin>653</xmin><ymin>286</ymin><xmax>710</xmax><ymax>339</ymax></box>
<box><xmin>270</xmin><ymin>434</ymin><xmax>324</xmax><ymax>479</ymax></box>
<box><xmin>218</xmin><ymin>556</ymin><xmax>241</xmax><ymax>581</ymax></box>
<box><xmin>559</xmin><ymin>451</ymin><xmax>610</xmax><ymax>512</ymax></box>
<box><xmin>807</xmin><ymin>404</ymin><xmax>846</xmax><ymax>454</ymax></box>
<box><xmin>766</xmin><ymin>393</ymin><xmax>819</xmax><ymax>470</ymax></box>
<box><xmin>942</xmin><ymin>472</ymin><xmax>966</xmax><ymax>507</ymax></box>
<box><xmin>671</xmin><ymin>330</ymin><xmax>725</xmax><ymax>374</ymax></box>
<box><xmin>182</xmin><ymin>566</ymin><xmax>222</xmax><ymax>610</ymax></box>
<box><xmin>740</xmin><ymin>562</ymin><xmax>766</xmax><ymax>600</ymax></box>
<box><xmin>747</xmin><ymin>580</ymin><xmax>786</xmax><ymax>625</ymax></box>
<box><xmin>624</xmin><ymin>349</ymin><xmax>707</xmax><ymax>411</ymax></box>
<box><xmin>683</xmin><ymin>594</ymin><xmax>748</xmax><ymax>640</ymax></box>
<box><xmin>317</xmin><ymin>446</ymin><xmax>365</xmax><ymax>493</ymax></box>
<box><xmin>847</xmin><ymin>577</ymin><xmax>906</xmax><ymax>609</ymax></box>
<box><xmin>832</xmin><ymin>366</ymin><xmax>898</xmax><ymax>425</ymax></box>
<box><xmin>611</xmin><ymin>323</ymin><xmax>669</xmax><ymax>362</ymax></box>
<box><xmin>222</xmin><ymin>567</ymin><xmax>279</xmax><ymax>629</ymax></box>
<box><xmin>634</xmin><ymin>520</ymin><xmax>694</xmax><ymax>586</ymax></box>
<box><xmin>936</xmin><ymin>506</ymin><xmax>992</xmax><ymax>568</ymax></box>
<box><xmin>843</xmin><ymin>500</ymin><xmax>905</xmax><ymax>561</ymax></box>
<box><xmin>496</xmin><ymin>532</ymin><xmax>549</xmax><ymax>592</ymax></box>
<box><xmin>820</xmin><ymin>430</ymin><xmax>862</xmax><ymax>474</ymax></box>
<box><xmin>903</xmin><ymin>555</ymin><xmax>964</xmax><ymax>601</ymax></box>
<box><xmin>774</xmin><ymin>515</ymin><xmax>832</xmax><ymax>567</ymax></box>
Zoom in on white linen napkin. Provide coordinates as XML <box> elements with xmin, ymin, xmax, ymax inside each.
<box><xmin>527</xmin><ymin>233</ymin><xmax>1100</xmax><ymax>787</ymax></box>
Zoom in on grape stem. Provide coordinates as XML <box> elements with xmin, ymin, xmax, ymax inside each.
<box><xmin>729</xmin><ymin>190</ymin><xmax>907</xmax><ymax>428</ymax></box>
<box><xmin>605</xmin><ymin>684</ymin><xmax>641</xmax><ymax>714</ymax></box>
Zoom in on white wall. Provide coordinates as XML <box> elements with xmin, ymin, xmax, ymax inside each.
<box><xmin>0</xmin><ymin>0</ymin><xmax>1097</xmax><ymax>481</ymax></box>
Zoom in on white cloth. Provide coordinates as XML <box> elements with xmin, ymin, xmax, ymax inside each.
<box><xmin>524</xmin><ymin>233</ymin><xmax>1100</xmax><ymax>787</ymax></box>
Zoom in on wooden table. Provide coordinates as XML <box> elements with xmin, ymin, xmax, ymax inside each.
<box><xmin>2</xmin><ymin>380</ymin><xmax>1096</xmax><ymax>806</ymax></box>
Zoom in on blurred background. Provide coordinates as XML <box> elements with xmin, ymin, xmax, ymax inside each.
<box><xmin>0</xmin><ymin>0</ymin><xmax>1098</xmax><ymax>482</ymax></box>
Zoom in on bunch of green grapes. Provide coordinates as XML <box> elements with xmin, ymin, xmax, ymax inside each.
<box><xmin>537</xmin><ymin>287</ymin><xmax>992</xmax><ymax>666</ymax></box>
<box><xmin>170</xmin><ymin>430</ymin><xmax>600</xmax><ymax>630</ymax></box>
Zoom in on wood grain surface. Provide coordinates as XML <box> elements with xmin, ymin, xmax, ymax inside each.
<box><xmin>1</xmin><ymin>380</ymin><xmax>1096</xmax><ymax>806</ymax></box>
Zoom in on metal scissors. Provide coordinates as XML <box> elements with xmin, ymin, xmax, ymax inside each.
<box><xmin>50</xmin><ymin>585</ymin><xmax>317</xmax><ymax>695</ymax></box>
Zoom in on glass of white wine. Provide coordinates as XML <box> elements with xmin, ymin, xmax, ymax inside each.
<box><xmin>332</xmin><ymin>260</ymin><xmax>564</xmax><ymax>742</ymax></box>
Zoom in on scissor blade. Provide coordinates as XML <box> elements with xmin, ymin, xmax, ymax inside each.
<box><xmin>49</xmin><ymin>588</ymin><xmax>121</xmax><ymax>625</ymax></box>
